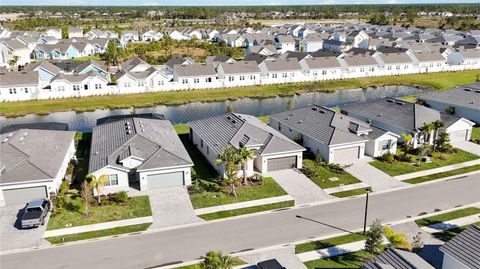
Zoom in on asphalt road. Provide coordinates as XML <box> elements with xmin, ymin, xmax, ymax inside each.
<box><xmin>1</xmin><ymin>173</ymin><xmax>479</xmax><ymax>269</ymax></box>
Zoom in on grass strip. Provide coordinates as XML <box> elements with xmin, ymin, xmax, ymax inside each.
<box><xmin>405</xmin><ymin>164</ymin><xmax>480</xmax><ymax>184</ymax></box>
<box><xmin>415</xmin><ymin>207</ymin><xmax>480</xmax><ymax>227</ymax></box>
<box><xmin>295</xmin><ymin>233</ymin><xmax>366</xmax><ymax>254</ymax></box>
<box><xmin>330</xmin><ymin>187</ymin><xmax>372</xmax><ymax>198</ymax></box>
<box><xmin>198</xmin><ymin>200</ymin><xmax>294</xmax><ymax>221</ymax></box>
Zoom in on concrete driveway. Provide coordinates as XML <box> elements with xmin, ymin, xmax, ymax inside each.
<box><xmin>345</xmin><ymin>158</ymin><xmax>408</xmax><ymax>192</ymax></box>
<box><xmin>452</xmin><ymin>140</ymin><xmax>480</xmax><ymax>156</ymax></box>
<box><xmin>0</xmin><ymin>203</ymin><xmax>49</xmax><ymax>252</ymax></box>
<box><xmin>145</xmin><ymin>187</ymin><xmax>203</xmax><ymax>230</ymax></box>
<box><xmin>238</xmin><ymin>245</ymin><xmax>307</xmax><ymax>269</ymax></box>
<box><xmin>266</xmin><ymin>169</ymin><xmax>332</xmax><ymax>205</ymax></box>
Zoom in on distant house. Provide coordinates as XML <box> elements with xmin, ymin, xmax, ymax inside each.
<box><xmin>269</xmin><ymin>105</ymin><xmax>374</xmax><ymax>163</ymax></box>
<box><xmin>217</xmin><ymin>61</ymin><xmax>261</xmax><ymax>87</ymax></box>
<box><xmin>45</xmin><ymin>28</ymin><xmax>62</xmax><ymax>39</ymax></box>
<box><xmin>274</xmin><ymin>35</ymin><xmax>296</xmax><ymax>53</ymax></box>
<box><xmin>188</xmin><ymin>113</ymin><xmax>305</xmax><ymax>176</ymax></box>
<box><xmin>323</xmin><ymin>39</ymin><xmax>351</xmax><ymax>52</ymax></box>
<box><xmin>341</xmin><ymin>98</ymin><xmax>474</xmax><ymax>148</ymax></box>
<box><xmin>88</xmin><ymin>114</ymin><xmax>193</xmax><ymax>194</ymax></box>
<box><xmin>141</xmin><ymin>30</ymin><xmax>162</xmax><ymax>42</ymax></box>
<box><xmin>363</xmin><ymin>248</ymin><xmax>434</xmax><ymax>269</ymax></box>
<box><xmin>116</xmin><ymin>57</ymin><xmax>169</xmax><ymax>94</ymax></box>
<box><xmin>301</xmin><ymin>33</ymin><xmax>327</xmax><ymax>53</ymax></box>
<box><xmin>0</xmin><ymin>127</ymin><xmax>75</xmax><ymax>206</ymax></box>
<box><xmin>440</xmin><ymin>224</ymin><xmax>480</xmax><ymax>269</ymax></box>
<box><xmin>0</xmin><ymin>71</ymin><xmax>40</xmax><ymax>101</ymax></box>
<box><xmin>258</xmin><ymin>58</ymin><xmax>304</xmax><ymax>84</ymax></box>
<box><xmin>68</xmin><ymin>27</ymin><xmax>84</xmax><ymax>38</ymax></box>
<box><xmin>419</xmin><ymin>83</ymin><xmax>480</xmax><ymax>124</ymax></box>
<box><xmin>0</xmin><ymin>39</ymin><xmax>31</xmax><ymax>67</ymax></box>
<box><xmin>34</xmin><ymin>42</ymin><xmax>80</xmax><ymax>60</ymax></box>
<box><xmin>338</xmin><ymin>53</ymin><xmax>379</xmax><ymax>77</ymax></box>
<box><xmin>122</xmin><ymin>30</ymin><xmax>140</xmax><ymax>43</ymax></box>
<box><xmin>48</xmin><ymin>71</ymin><xmax>109</xmax><ymax>98</ymax></box>
<box><xmin>299</xmin><ymin>57</ymin><xmax>343</xmax><ymax>81</ymax></box>
<box><xmin>23</xmin><ymin>61</ymin><xmax>62</xmax><ymax>86</ymax></box>
<box><xmin>173</xmin><ymin>63</ymin><xmax>218</xmax><ymax>89</ymax></box>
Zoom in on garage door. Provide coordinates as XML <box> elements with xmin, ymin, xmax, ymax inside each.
<box><xmin>448</xmin><ymin>130</ymin><xmax>467</xmax><ymax>141</ymax></box>
<box><xmin>3</xmin><ymin>186</ymin><xmax>47</xmax><ymax>206</ymax></box>
<box><xmin>267</xmin><ymin>156</ymin><xmax>297</xmax><ymax>171</ymax></box>
<box><xmin>333</xmin><ymin>147</ymin><xmax>360</xmax><ymax>162</ymax></box>
<box><xmin>147</xmin><ymin>172</ymin><xmax>184</xmax><ymax>189</ymax></box>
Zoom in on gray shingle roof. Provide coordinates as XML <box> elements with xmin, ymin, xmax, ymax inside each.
<box><xmin>89</xmin><ymin>114</ymin><xmax>192</xmax><ymax>173</ymax></box>
<box><xmin>51</xmin><ymin>71</ymin><xmax>107</xmax><ymax>83</ymax></box>
<box><xmin>0</xmin><ymin>71</ymin><xmax>39</xmax><ymax>87</ymax></box>
<box><xmin>262</xmin><ymin>58</ymin><xmax>302</xmax><ymax>72</ymax></box>
<box><xmin>420</xmin><ymin>83</ymin><xmax>480</xmax><ymax>111</ymax></box>
<box><xmin>363</xmin><ymin>248</ymin><xmax>434</xmax><ymax>269</ymax></box>
<box><xmin>342</xmin><ymin>98</ymin><xmax>441</xmax><ymax>132</ymax></box>
<box><xmin>0</xmin><ymin>129</ymin><xmax>74</xmax><ymax>184</ymax></box>
<box><xmin>174</xmin><ymin>63</ymin><xmax>217</xmax><ymax>77</ymax></box>
<box><xmin>340</xmin><ymin>54</ymin><xmax>379</xmax><ymax>67</ymax></box>
<box><xmin>219</xmin><ymin>61</ymin><xmax>261</xmax><ymax>74</ymax></box>
<box><xmin>440</xmin><ymin>225</ymin><xmax>480</xmax><ymax>269</ymax></box>
<box><xmin>24</xmin><ymin>61</ymin><xmax>62</xmax><ymax>75</ymax></box>
<box><xmin>269</xmin><ymin>105</ymin><xmax>369</xmax><ymax>146</ymax></box>
<box><xmin>303</xmin><ymin>57</ymin><xmax>342</xmax><ymax>69</ymax></box>
<box><xmin>188</xmin><ymin>113</ymin><xmax>304</xmax><ymax>155</ymax></box>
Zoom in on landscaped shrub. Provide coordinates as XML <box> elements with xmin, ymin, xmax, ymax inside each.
<box><xmin>250</xmin><ymin>174</ymin><xmax>264</xmax><ymax>185</ymax></box>
<box><xmin>394</xmin><ymin>153</ymin><xmax>412</xmax><ymax>162</ymax></box>
<box><xmin>379</xmin><ymin>152</ymin><xmax>395</xmax><ymax>163</ymax></box>
<box><xmin>114</xmin><ymin>191</ymin><xmax>129</xmax><ymax>204</ymax></box>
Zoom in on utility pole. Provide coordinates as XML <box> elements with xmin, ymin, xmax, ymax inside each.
<box><xmin>363</xmin><ymin>189</ymin><xmax>370</xmax><ymax>235</ymax></box>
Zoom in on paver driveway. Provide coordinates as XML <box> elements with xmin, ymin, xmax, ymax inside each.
<box><xmin>146</xmin><ymin>186</ymin><xmax>204</xmax><ymax>230</ymax></box>
<box><xmin>266</xmin><ymin>169</ymin><xmax>332</xmax><ymax>205</ymax></box>
<box><xmin>0</xmin><ymin>203</ymin><xmax>49</xmax><ymax>252</ymax></box>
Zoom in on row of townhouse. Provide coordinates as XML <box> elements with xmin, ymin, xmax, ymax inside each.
<box><xmin>1</xmin><ymin>44</ymin><xmax>479</xmax><ymax>102</ymax></box>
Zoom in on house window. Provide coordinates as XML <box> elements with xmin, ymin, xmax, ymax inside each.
<box><xmin>200</xmin><ymin>139</ymin><xmax>203</xmax><ymax>148</ymax></box>
<box><xmin>57</xmin><ymin>86</ymin><xmax>65</xmax><ymax>92</ymax></box>
<box><xmin>158</xmin><ymin>80</ymin><xmax>164</xmax><ymax>86</ymax></box>
<box><xmin>73</xmin><ymin>85</ymin><xmax>80</xmax><ymax>91</ymax></box>
<box><xmin>9</xmin><ymin>88</ymin><xmax>16</xmax><ymax>94</ymax></box>
<box><xmin>105</xmin><ymin>174</ymin><xmax>119</xmax><ymax>186</ymax></box>
<box><xmin>228</xmin><ymin>76</ymin><xmax>234</xmax><ymax>82</ymax></box>
<box><xmin>381</xmin><ymin>140</ymin><xmax>391</xmax><ymax>150</ymax></box>
<box><xmin>278</xmin><ymin>122</ymin><xmax>281</xmax><ymax>131</ymax></box>
<box><xmin>84</xmin><ymin>84</ymin><xmax>89</xmax><ymax>90</ymax></box>
<box><xmin>194</xmin><ymin>78</ymin><xmax>200</xmax><ymax>84</ymax></box>
<box><xmin>24</xmin><ymin>88</ymin><xmax>28</xmax><ymax>93</ymax></box>
<box><xmin>271</xmin><ymin>73</ymin><xmax>278</xmax><ymax>78</ymax></box>
<box><xmin>387</xmin><ymin>66</ymin><xmax>392</xmax><ymax>70</ymax></box>
<box><xmin>205</xmin><ymin>77</ymin><xmax>212</xmax><ymax>83</ymax></box>
<box><xmin>282</xmin><ymin>73</ymin><xmax>287</xmax><ymax>78</ymax></box>
<box><xmin>137</xmin><ymin>81</ymin><xmax>144</xmax><ymax>87</ymax></box>
<box><xmin>95</xmin><ymin>84</ymin><xmax>102</xmax><ymax>89</ymax></box>
<box><xmin>182</xmin><ymin>79</ymin><xmax>188</xmax><ymax>84</ymax></box>
<box><xmin>250</xmin><ymin>75</ymin><xmax>256</xmax><ymax>80</ymax></box>
<box><xmin>239</xmin><ymin>76</ymin><xmax>245</xmax><ymax>81</ymax></box>
<box><xmin>360</xmin><ymin>67</ymin><xmax>365</xmax><ymax>72</ymax></box>
<box><xmin>322</xmin><ymin>70</ymin><xmax>327</xmax><ymax>75</ymax></box>
<box><xmin>124</xmin><ymin>82</ymin><xmax>130</xmax><ymax>88</ymax></box>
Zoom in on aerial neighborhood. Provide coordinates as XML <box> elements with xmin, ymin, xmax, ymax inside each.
<box><xmin>0</xmin><ymin>4</ymin><xmax>480</xmax><ymax>269</ymax></box>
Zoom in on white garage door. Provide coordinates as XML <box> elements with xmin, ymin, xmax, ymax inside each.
<box><xmin>448</xmin><ymin>130</ymin><xmax>467</xmax><ymax>141</ymax></box>
<box><xmin>333</xmin><ymin>147</ymin><xmax>360</xmax><ymax>162</ymax></box>
<box><xmin>267</xmin><ymin>156</ymin><xmax>297</xmax><ymax>171</ymax></box>
<box><xmin>147</xmin><ymin>172</ymin><xmax>184</xmax><ymax>189</ymax></box>
<box><xmin>3</xmin><ymin>186</ymin><xmax>47</xmax><ymax>206</ymax></box>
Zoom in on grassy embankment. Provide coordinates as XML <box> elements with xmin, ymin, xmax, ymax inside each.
<box><xmin>1</xmin><ymin>70</ymin><xmax>478</xmax><ymax>117</ymax></box>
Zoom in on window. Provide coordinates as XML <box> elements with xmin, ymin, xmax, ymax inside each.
<box><xmin>73</xmin><ymin>85</ymin><xmax>80</xmax><ymax>91</ymax></box>
<box><xmin>205</xmin><ymin>77</ymin><xmax>212</xmax><ymax>83</ymax></box>
<box><xmin>105</xmin><ymin>174</ymin><xmax>119</xmax><ymax>186</ymax></box>
<box><xmin>381</xmin><ymin>140</ymin><xmax>391</xmax><ymax>150</ymax></box>
<box><xmin>137</xmin><ymin>81</ymin><xmax>144</xmax><ymax>87</ymax></box>
<box><xmin>95</xmin><ymin>84</ymin><xmax>102</xmax><ymax>89</ymax></box>
<box><xmin>239</xmin><ymin>76</ymin><xmax>245</xmax><ymax>81</ymax></box>
<box><xmin>193</xmin><ymin>78</ymin><xmax>199</xmax><ymax>84</ymax></box>
<box><xmin>387</xmin><ymin>66</ymin><xmax>392</xmax><ymax>70</ymax></box>
<box><xmin>200</xmin><ymin>139</ymin><xmax>203</xmax><ymax>148</ymax></box>
<box><xmin>228</xmin><ymin>76</ymin><xmax>234</xmax><ymax>82</ymax></box>
<box><xmin>182</xmin><ymin>79</ymin><xmax>188</xmax><ymax>84</ymax></box>
<box><xmin>9</xmin><ymin>88</ymin><xmax>16</xmax><ymax>94</ymax></box>
<box><xmin>278</xmin><ymin>122</ymin><xmax>281</xmax><ymax>131</ymax></box>
<box><xmin>158</xmin><ymin>80</ymin><xmax>164</xmax><ymax>86</ymax></box>
<box><xmin>313</xmin><ymin>71</ymin><xmax>318</xmax><ymax>76</ymax></box>
<box><xmin>249</xmin><ymin>75</ymin><xmax>255</xmax><ymax>80</ymax></box>
<box><xmin>271</xmin><ymin>73</ymin><xmax>277</xmax><ymax>78</ymax></box>
<box><xmin>396</xmin><ymin>65</ymin><xmax>401</xmax><ymax>70</ymax></box>
<box><xmin>57</xmin><ymin>86</ymin><xmax>65</xmax><ymax>92</ymax></box>
<box><xmin>124</xmin><ymin>82</ymin><xmax>130</xmax><ymax>88</ymax></box>
<box><xmin>360</xmin><ymin>67</ymin><xmax>365</xmax><ymax>72</ymax></box>
<box><xmin>84</xmin><ymin>84</ymin><xmax>89</xmax><ymax>90</ymax></box>
<box><xmin>282</xmin><ymin>73</ymin><xmax>287</xmax><ymax>78</ymax></box>
<box><xmin>24</xmin><ymin>88</ymin><xmax>28</xmax><ymax>93</ymax></box>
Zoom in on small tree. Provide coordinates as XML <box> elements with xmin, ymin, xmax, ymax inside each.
<box><xmin>86</xmin><ymin>174</ymin><xmax>108</xmax><ymax>204</ymax></box>
<box><xmin>226</xmin><ymin>104</ymin><xmax>234</xmax><ymax>113</ymax></box>
<box><xmin>416</xmin><ymin>144</ymin><xmax>431</xmax><ymax>167</ymax></box>
<box><xmin>411</xmin><ymin>232</ymin><xmax>424</xmax><ymax>253</ymax></box>
<box><xmin>401</xmin><ymin>133</ymin><xmax>413</xmax><ymax>158</ymax></box>
<box><xmin>216</xmin><ymin>146</ymin><xmax>241</xmax><ymax>197</ymax></box>
<box><xmin>61</xmin><ymin>26</ymin><xmax>68</xmax><ymax>39</ymax></box>
<box><xmin>385</xmin><ymin>226</ymin><xmax>412</xmax><ymax>251</ymax></box>
<box><xmin>57</xmin><ymin>180</ymin><xmax>70</xmax><ymax>210</ymax></box>
<box><xmin>432</xmin><ymin>120</ymin><xmax>444</xmax><ymax>152</ymax></box>
<box><xmin>287</xmin><ymin>98</ymin><xmax>295</xmax><ymax>110</ymax></box>
<box><xmin>237</xmin><ymin>147</ymin><xmax>254</xmax><ymax>185</ymax></box>
<box><xmin>445</xmin><ymin>106</ymin><xmax>456</xmax><ymax>115</ymax></box>
<box><xmin>201</xmin><ymin>251</ymin><xmax>235</xmax><ymax>269</ymax></box>
<box><xmin>365</xmin><ymin>219</ymin><xmax>384</xmax><ymax>255</ymax></box>
<box><xmin>80</xmin><ymin>181</ymin><xmax>92</xmax><ymax>217</ymax></box>
<box><xmin>436</xmin><ymin>132</ymin><xmax>453</xmax><ymax>158</ymax></box>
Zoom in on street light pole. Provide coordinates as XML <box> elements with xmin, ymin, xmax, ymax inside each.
<box><xmin>363</xmin><ymin>189</ymin><xmax>370</xmax><ymax>235</ymax></box>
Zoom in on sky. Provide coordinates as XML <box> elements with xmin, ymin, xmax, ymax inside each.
<box><xmin>2</xmin><ymin>0</ymin><xmax>480</xmax><ymax>6</ymax></box>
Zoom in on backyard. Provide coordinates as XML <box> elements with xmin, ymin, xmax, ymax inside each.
<box><xmin>369</xmin><ymin>148</ymin><xmax>479</xmax><ymax>176</ymax></box>
<box><xmin>1</xmin><ymin>70</ymin><xmax>479</xmax><ymax>117</ymax></box>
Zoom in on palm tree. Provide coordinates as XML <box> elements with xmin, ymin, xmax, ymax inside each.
<box><xmin>216</xmin><ymin>146</ymin><xmax>240</xmax><ymax>197</ymax></box>
<box><xmin>401</xmin><ymin>133</ymin><xmax>413</xmax><ymax>158</ymax></box>
<box><xmin>420</xmin><ymin>122</ymin><xmax>434</xmax><ymax>145</ymax></box>
<box><xmin>237</xmin><ymin>147</ymin><xmax>254</xmax><ymax>185</ymax></box>
<box><xmin>432</xmin><ymin>120</ymin><xmax>444</xmax><ymax>152</ymax></box>
<box><xmin>86</xmin><ymin>174</ymin><xmax>108</xmax><ymax>204</ymax></box>
<box><xmin>385</xmin><ymin>226</ymin><xmax>412</xmax><ymax>251</ymax></box>
<box><xmin>201</xmin><ymin>251</ymin><xmax>235</xmax><ymax>269</ymax></box>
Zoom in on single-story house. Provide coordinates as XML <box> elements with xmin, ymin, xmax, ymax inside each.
<box><xmin>363</xmin><ymin>248</ymin><xmax>434</xmax><ymax>269</ymax></box>
<box><xmin>0</xmin><ymin>127</ymin><xmax>75</xmax><ymax>206</ymax></box>
<box><xmin>88</xmin><ymin>114</ymin><xmax>193</xmax><ymax>194</ymax></box>
<box><xmin>419</xmin><ymin>83</ymin><xmax>480</xmax><ymax>124</ymax></box>
<box><xmin>269</xmin><ymin>105</ymin><xmax>373</xmax><ymax>164</ymax></box>
<box><xmin>188</xmin><ymin>113</ymin><xmax>305</xmax><ymax>177</ymax></box>
<box><xmin>341</xmin><ymin>98</ymin><xmax>474</xmax><ymax>148</ymax></box>
<box><xmin>439</xmin><ymin>224</ymin><xmax>480</xmax><ymax>269</ymax></box>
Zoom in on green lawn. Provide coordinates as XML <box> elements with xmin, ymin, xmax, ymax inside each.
<box><xmin>199</xmin><ymin>200</ymin><xmax>295</xmax><ymax>220</ymax></box>
<box><xmin>370</xmin><ymin>149</ymin><xmax>479</xmax><ymax>176</ymax></box>
<box><xmin>432</xmin><ymin>221</ymin><xmax>480</xmax><ymax>242</ymax></box>
<box><xmin>45</xmin><ymin>223</ymin><xmax>152</xmax><ymax>244</ymax></box>
<box><xmin>304</xmin><ymin>250</ymin><xmax>375</xmax><ymax>269</ymax></box>
<box><xmin>190</xmin><ymin>177</ymin><xmax>288</xmax><ymax>209</ymax></box>
<box><xmin>296</xmin><ymin>233</ymin><xmax>366</xmax><ymax>254</ymax></box>
<box><xmin>303</xmin><ymin>159</ymin><xmax>361</xmax><ymax>189</ymax></box>
<box><xmin>331</xmin><ymin>187</ymin><xmax>372</xmax><ymax>198</ymax></box>
<box><xmin>405</xmin><ymin>164</ymin><xmax>480</xmax><ymax>184</ymax></box>
<box><xmin>47</xmin><ymin>195</ymin><xmax>152</xmax><ymax>230</ymax></box>
<box><xmin>415</xmin><ymin>207</ymin><xmax>480</xmax><ymax>227</ymax></box>
<box><xmin>1</xmin><ymin>70</ymin><xmax>478</xmax><ymax>117</ymax></box>
<box><xmin>472</xmin><ymin>127</ymin><xmax>480</xmax><ymax>142</ymax></box>
<box><xmin>173</xmin><ymin>257</ymin><xmax>245</xmax><ymax>269</ymax></box>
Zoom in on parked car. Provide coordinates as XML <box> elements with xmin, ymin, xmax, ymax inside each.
<box><xmin>257</xmin><ymin>259</ymin><xmax>286</xmax><ymax>269</ymax></box>
<box><xmin>21</xmin><ymin>199</ymin><xmax>50</xmax><ymax>229</ymax></box>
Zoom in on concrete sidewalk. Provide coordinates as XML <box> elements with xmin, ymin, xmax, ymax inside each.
<box><xmin>44</xmin><ymin>216</ymin><xmax>154</xmax><ymax>237</ymax></box>
<box><xmin>324</xmin><ymin>182</ymin><xmax>371</xmax><ymax>194</ymax></box>
<box><xmin>345</xmin><ymin>158</ymin><xmax>408</xmax><ymax>191</ymax></box>
<box><xmin>395</xmin><ymin>159</ymin><xmax>480</xmax><ymax>181</ymax></box>
<box><xmin>421</xmin><ymin>214</ymin><xmax>480</xmax><ymax>233</ymax></box>
<box><xmin>194</xmin><ymin>195</ymin><xmax>294</xmax><ymax>215</ymax></box>
<box><xmin>266</xmin><ymin>169</ymin><xmax>332</xmax><ymax>205</ymax></box>
<box><xmin>297</xmin><ymin>240</ymin><xmax>366</xmax><ymax>262</ymax></box>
